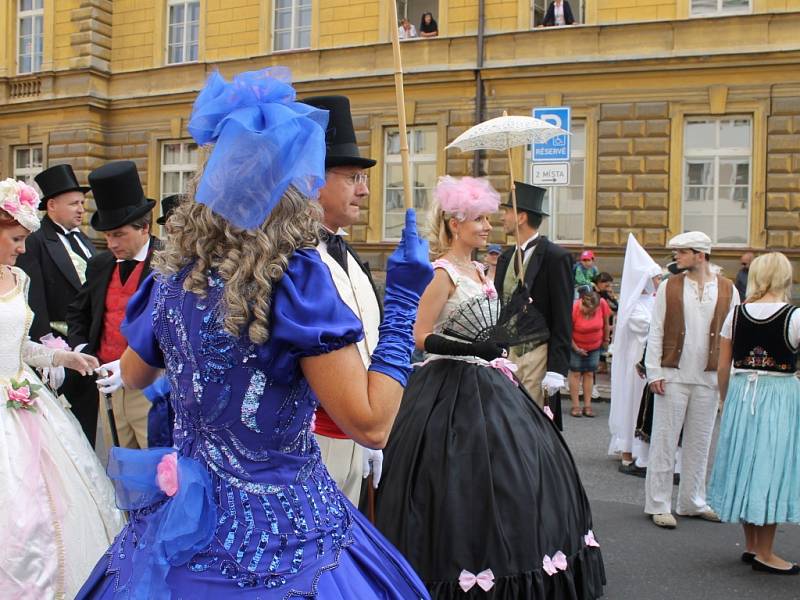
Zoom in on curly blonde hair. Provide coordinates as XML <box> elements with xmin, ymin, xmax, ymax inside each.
<box><xmin>426</xmin><ymin>202</ymin><xmax>456</xmax><ymax>258</ymax></box>
<box><xmin>154</xmin><ymin>154</ymin><xmax>321</xmax><ymax>344</ymax></box>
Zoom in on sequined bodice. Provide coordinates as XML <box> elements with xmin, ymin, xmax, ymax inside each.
<box><xmin>139</xmin><ymin>253</ymin><xmax>361</xmax><ymax>593</ymax></box>
<box><xmin>0</xmin><ymin>270</ymin><xmax>32</xmax><ymax>380</ymax></box>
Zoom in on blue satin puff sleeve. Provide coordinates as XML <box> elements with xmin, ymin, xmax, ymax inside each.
<box><xmin>121</xmin><ymin>273</ymin><xmax>166</xmax><ymax>369</ymax></box>
<box><xmin>271</xmin><ymin>248</ymin><xmax>364</xmax><ymax>358</ymax></box>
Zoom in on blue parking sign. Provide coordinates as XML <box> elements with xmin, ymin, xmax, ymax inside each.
<box><xmin>532</xmin><ymin>107</ymin><xmax>570</xmax><ymax>162</ymax></box>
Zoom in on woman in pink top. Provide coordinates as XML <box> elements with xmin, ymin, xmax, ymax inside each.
<box><xmin>569</xmin><ymin>288</ymin><xmax>610</xmax><ymax>417</ymax></box>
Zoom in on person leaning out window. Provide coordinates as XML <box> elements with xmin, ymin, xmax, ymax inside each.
<box><xmin>419</xmin><ymin>12</ymin><xmax>439</xmax><ymax>38</ymax></box>
<box><xmin>542</xmin><ymin>0</ymin><xmax>576</xmax><ymax>27</ymax></box>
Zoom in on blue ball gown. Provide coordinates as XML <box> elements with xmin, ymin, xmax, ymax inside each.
<box><xmin>76</xmin><ymin>248</ymin><xmax>430</xmax><ymax>600</ymax></box>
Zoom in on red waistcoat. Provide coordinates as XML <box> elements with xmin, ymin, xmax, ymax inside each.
<box><xmin>98</xmin><ymin>261</ymin><xmax>146</xmax><ymax>365</ymax></box>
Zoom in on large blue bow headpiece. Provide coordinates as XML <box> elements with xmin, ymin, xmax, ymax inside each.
<box><xmin>188</xmin><ymin>67</ymin><xmax>328</xmax><ymax>230</ymax></box>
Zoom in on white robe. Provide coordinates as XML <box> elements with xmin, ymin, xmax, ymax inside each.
<box><xmin>608</xmin><ymin>234</ymin><xmax>661</xmax><ymax>459</ymax></box>
<box><xmin>608</xmin><ymin>295</ymin><xmax>654</xmax><ymax>457</ymax></box>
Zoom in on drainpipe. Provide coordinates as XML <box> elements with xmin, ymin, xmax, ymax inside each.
<box><xmin>472</xmin><ymin>0</ymin><xmax>486</xmax><ymax>177</ymax></box>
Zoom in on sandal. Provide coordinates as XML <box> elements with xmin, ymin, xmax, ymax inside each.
<box><xmin>570</xmin><ymin>407</ymin><xmax>583</xmax><ymax>417</ymax></box>
<box><xmin>583</xmin><ymin>407</ymin><xmax>595</xmax><ymax>418</ymax></box>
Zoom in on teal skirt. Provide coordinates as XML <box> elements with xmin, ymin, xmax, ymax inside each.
<box><xmin>708</xmin><ymin>372</ymin><xmax>800</xmax><ymax>525</ymax></box>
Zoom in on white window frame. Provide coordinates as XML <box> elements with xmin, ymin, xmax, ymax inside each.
<box><xmin>13</xmin><ymin>144</ymin><xmax>43</xmax><ymax>187</ymax></box>
<box><xmin>689</xmin><ymin>0</ymin><xmax>751</xmax><ymax>17</ymax></box>
<box><xmin>17</xmin><ymin>0</ymin><xmax>44</xmax><ymax>75</ymax></box>
<box><xmin>166</xmin><ymin>0</ymin><xmax>200</xmax><ymax>65</ymax></box>
<box><xmin>383</xmin><ymin>126</ymin><xmax>437</xmax><ymax>241</ymax></box>
<box><xmin>160</xmin><ymin>140</ymin><xmax>198</xmax><ymax>199</ymax></box>
<box><xmin>681</xmin><ymin>116</ymin><xmax>752</xmax><ymax>246</ymax></box>
<box><xmin>525</xmin><ymin>120</ymin><xmax>586</xmax><ymax>244</ymax></box>
<box><xmin>273</xmin><ymin>0</ymin><xmax>312</xmax><ymax>52</ymax></box>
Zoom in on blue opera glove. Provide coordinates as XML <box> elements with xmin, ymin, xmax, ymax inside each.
<box><xmin>368</xmin><ymin>209</ymin><xmax>433</xmax><ymax>386</ymax></box>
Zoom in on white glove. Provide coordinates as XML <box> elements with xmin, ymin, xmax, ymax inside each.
<box><xmin>41</xmin><ymin>366</ymin><xmax>66</xmax><ymax>390</ymax></box>
<box><xmin>95</xmin><ymin>359</ymin><xmax>123</xmax><ymax>395</ymax></box>
<box><xmin>361</xmin><ymin>447</ymin><xmax>384</xmax><ymax>489</ymax></box>
<box><xmin>541</xmin><ymin>371</ymin><xmax>565</xmax><ymax>396</ymax></box>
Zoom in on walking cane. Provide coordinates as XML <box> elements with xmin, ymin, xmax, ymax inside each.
<box><xmin>97</xmin><ymin>368</ymin><xmax>121</xmax><ymax>448</ymax></box>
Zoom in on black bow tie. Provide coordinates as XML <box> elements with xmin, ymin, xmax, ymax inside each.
<box><xmin>118</xmin><ymin>260</ymin><xmax>139</xmax><ymax>285</ymax></box>
<box><xmin>322</xmin><ymin>230</ymin><xmax>349</xmax><ymax>274</ymax></box>
<box><xmin>64</xmin><ymin>230</ymin><xmax>90</xmax><ymax>261</ymax></box>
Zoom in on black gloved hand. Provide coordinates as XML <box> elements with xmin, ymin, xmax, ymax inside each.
<box><xmin>424</xmin><ymin>334</ymin><xmax>505</xmax><ymax>362</ymax></box>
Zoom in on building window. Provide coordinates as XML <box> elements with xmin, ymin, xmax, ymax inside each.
<box><xmin>682</xmin><ymin>117</ymin><xmax>751</xmax><ymax>245</ymax></box>
<box><xmin>273</xmin><ymin>0</ymin><xmax>312</xmax><ymax>51</ymax></box>
<box><xmin>690</xmin><ymin>0</ymin><xmax>750</xmax><ymax>16</ymax></box>
<box><xmin>525</xmin><ymin>121</ymin><xmax>586</xmax><ymax>243</ymax></box>
<box><xmin>531</xmin><ymin>0</ymin><xmax>583</xmax><ymax>26</ymax></box>
<box><xmin>18</xmin><ymin>0</ymin><xmax>44</xmax><ymax>75</ymax></box>
<box><xmin>167</xmin><ymin>0</ymin><xmax>200</xmax><ymax>64</ymax></box>
<box><xmin>161</xmin><ymin>141</ymin><xmax>198</xmax><ymax>199</ymax></box>
<box><xmin>383</xmin><ymin>127</ymin><xmax>437</xmax><ymax>240</ymax></box>
<box><xmin>13</xmin><ymin>145</ymin><xmax>43</xmax><ymax>186</ymax></box>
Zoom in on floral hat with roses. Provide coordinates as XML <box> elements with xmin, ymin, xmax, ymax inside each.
<box><xmin>0</xmin><ymin>178</ymin><xmax>41</xmax><ymax>232</ymax></box>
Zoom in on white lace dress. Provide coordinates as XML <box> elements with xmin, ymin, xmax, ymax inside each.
<box><xmin>0</xmin><ymin>268</ymin><xmax>124</xmax><ymax>600</ymax></box>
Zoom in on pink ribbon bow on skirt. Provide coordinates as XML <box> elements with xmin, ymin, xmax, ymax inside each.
<box><xmin>542</xmin><ymin>551</ymin><xmax>568</xmax><ymax>576</ymax></box>
<box><xmin>458</xmin><ymin>568</ymin><xmax>495</xmax><ymax>592</ymax></box>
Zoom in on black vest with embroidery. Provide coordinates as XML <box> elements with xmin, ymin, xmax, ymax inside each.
<box><xmin>732</xmin><ymin>304</ymin><xmax>797</xmax><ymax>373</ymax></box>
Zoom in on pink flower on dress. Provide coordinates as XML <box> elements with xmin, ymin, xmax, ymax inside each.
<box><xmin>156</xmin><ymin>452</ymin><xmax>179</xmax><ymax>497</ymax></box>
<box><xmin>7</xmin><ymin>385</ymin><xmax>33</xmax><ymax>406</ymax></box>
<box><xmin>483</xmin><ymin>281</ymin><xmax>498</xmax><ymax>300</ymax></box>
<box><xmin>40</xmin><ymin>333</ymin><xmax>70</xmax><ymax>350</ymax></box>
<box><xmin>17</xmin><ymin>184</ymin><xmax>38</xmax><ymax>208</ymax></box>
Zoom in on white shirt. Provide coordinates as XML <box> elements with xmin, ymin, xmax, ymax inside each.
<box><xmin>720</xmin><ymin>302</ymin><xmax>800</xmax><ymax>347</ymax></box>
<box><xmin>518</xmin><ymin>232</ymin><xmax>540</xmax><ymax>264</ymax></box>
<box><xmin>54</xmin><ymin>222</ymin><xmax>92</xmax><ymax>258</ymax></box>
<box><xmin>398</xmin><ymin>24</ymin><xmax>416</xmax><ymax>39</ymax></box>
<box><xmin>646</xmin><ymin>275</ymin><xmax>740</xmax><ymax>387</ymax></box>
<box><xmin>116</xmin><ymin>238</ymin><xmax>151</xmax><ymax>263</ymax></box>
<box><xmin>554</xmin><ymin>2</ymin><xmax>566</xmax><ymax>25</ymax></box>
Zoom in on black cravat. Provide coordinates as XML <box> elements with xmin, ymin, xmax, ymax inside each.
<box><xmin>64</xmin><ymin>230</ymin><xmax>90</xmax><ymax>261</ymax></box>
<box><xmin>514</xmin><ymin>238</ymin><xmax>539</xmax><ymax>275</ymax></box>
<box><xmin>118</xmin><ymin>260</ymin><xmax>139</xmax><ymax>285</ymax></box>
<box><xmin>323</xmin><ymin>231</ymin><xmax>349</xmax><ymax>274</ymax></box>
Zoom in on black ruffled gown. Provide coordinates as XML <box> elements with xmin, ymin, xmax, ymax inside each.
<box><xmin>374</xmin><ymin>261</ymin><xmax>606</xmax><ymax>599</ymax></box>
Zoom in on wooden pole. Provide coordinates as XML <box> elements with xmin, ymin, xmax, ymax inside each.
<box><xmin>389</xmin><ymin>2</ymin><xmax>413</xmax><ymax>210</ymax></box>
<box><xmin>504</xmin><ymin>111</ymin><xmax>524</xmax><ymax>283</ymax></box>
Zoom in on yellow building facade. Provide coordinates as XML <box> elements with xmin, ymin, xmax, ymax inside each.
<box><xmin>0</xmin><ymin>0</ymin><xmax>798</xmax><ymax>277</ymax></box>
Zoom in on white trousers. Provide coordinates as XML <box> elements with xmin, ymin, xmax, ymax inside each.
<box><xmin>315</xmin><ymin>434</ymin><xmax>363</xmax><ymax>505</ymax></box>
<box><xmin>644</xmin><ymin>383</ymin><xmax>718</xmax><ymax>515</ymax></box>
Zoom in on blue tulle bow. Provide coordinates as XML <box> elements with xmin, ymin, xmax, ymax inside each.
<box><xmin>108</xmin><ymin>447</ymin><xmax>217</xmax><ymax>600</ymax></box>
<box><xmin>187</xmin><ymin>67</ymin><xmax>329</xmax><ymax>229</ymax></box>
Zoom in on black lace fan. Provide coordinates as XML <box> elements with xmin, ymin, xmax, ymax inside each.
<box><xmin>440</xmin><ymin>282</ymin><xmax>550</xmax><ymax>348</ymax></box>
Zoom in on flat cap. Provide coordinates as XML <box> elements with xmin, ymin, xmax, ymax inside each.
<box><xmin>668</xmin><ymin>231</ymin><xmax>712</xmax><ymax>254</ymax></box>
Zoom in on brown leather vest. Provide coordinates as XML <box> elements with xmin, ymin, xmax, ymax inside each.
<box><xmin>661</xmin><ymin>273</ymin><xmax>733</xmax><ymax>371</ymax></box>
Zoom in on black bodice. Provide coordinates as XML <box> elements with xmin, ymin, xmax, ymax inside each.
<box><xmin>732</xmin><ymin>304</ymin><xmax>798</xmax><ymax>373</ymax></box>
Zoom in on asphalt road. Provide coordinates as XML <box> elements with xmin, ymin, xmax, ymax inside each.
<box><xmin>561</xmin><ymin>395</ymin><xmax>800</xmax><ymax>600</ymax></box>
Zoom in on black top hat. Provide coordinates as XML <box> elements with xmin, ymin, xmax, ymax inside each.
<box><xmin>301</xmin><ymin>95</ymin><xmax>376</xmax><ymax>169</ymax></box>
<box><xmin>89</xmin><ymin>161</ymin><xmax>156</xmax><ymax>232</ymax></box>
<box><xmin>34</xmin><ymin>164</ymin><xmax>91</xmax><ymax>210</ymax></box>
<box><xmin>502</xmin><ymin>181</ymin><xmax>549</xmax><ymax>216</ymax></box>
<box><xmin>156</xmin><ymin>194</ymin><xmax>181</xmax><ymax>225</ymax></box>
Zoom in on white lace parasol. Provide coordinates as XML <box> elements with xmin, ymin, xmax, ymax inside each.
<box><xmin>446</xmin><ymin>115</ymin><xmax>568</xmax><ymax>152</ymax></box>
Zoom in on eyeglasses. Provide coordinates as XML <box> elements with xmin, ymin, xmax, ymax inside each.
<box><xmin>329</xmin><ymin>169</ymin><xmax>368</xmax><ymax>186</ymax></box>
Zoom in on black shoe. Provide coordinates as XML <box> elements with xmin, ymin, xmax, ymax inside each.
<box><xmin>752</xmin><ymin>559</ymin><xmax>800</xmax><ymax>575</ymax></box>
<box><xmin>618</xmin><ymin>462</ymin><xmax>647</xmax><ymax>478</ymax></box>
<box><xmin>741</xmin><ymin>552</ymin><xmax>756</xmax><ymax>564</ymax></box>
<box><xmin>673</xmin><ymin>473</ymin><xmax>680</xmax><ymax>486</ymax></box>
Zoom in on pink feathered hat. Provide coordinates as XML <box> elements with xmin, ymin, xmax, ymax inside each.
<box><xmin>432</xmin><ymin>175</ymin><xmax>500</xmax><ymax>221</ymax></box>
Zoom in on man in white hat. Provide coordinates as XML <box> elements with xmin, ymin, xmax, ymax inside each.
<box><xmin>643</xmin><ymin>231</ymin><xmax>739</xmax><ymax>528</ymax></box>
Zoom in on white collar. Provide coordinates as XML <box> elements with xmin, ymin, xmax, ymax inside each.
<box><xmin>117</xmin><ymin>238</ymin><xmax>151</xmax><ymax>263</ymax></box>
<box><xmin>53</xmin><ymin>221</ymin><xmax>81</xmax><ymax>236</ymax></box>
<box><xmin>520</xmin><ymin>232</ymin><xmax>539</xmax><ymax>250</ymax></box>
